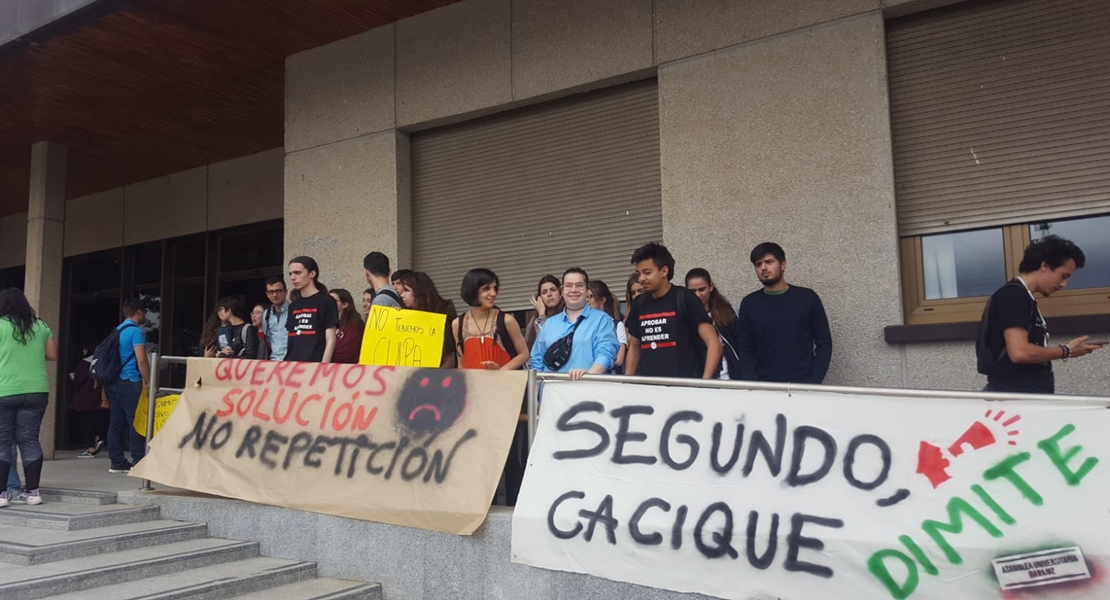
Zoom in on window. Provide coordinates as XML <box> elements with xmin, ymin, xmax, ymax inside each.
<box><xmin>888</xmin><ymin>0</ymin><xmax>1110</xmax><ymax>325</ymax></box>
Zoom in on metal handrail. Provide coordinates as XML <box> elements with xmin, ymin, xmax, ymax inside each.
<box><xmin>138</xmin><ymin>353</ymin><xmax>190</xmax><ymax>491</ymax></box>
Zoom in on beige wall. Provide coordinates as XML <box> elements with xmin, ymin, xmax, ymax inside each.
<box><xmin>65</xmin><ymin>188</ymin><xmax>124</xmax><ymax>257</ymax></box>
<box><xmin>0</xmin><ymin>212</ymin><xmax>27</xmax><ymax>268</ymax></box>
<box><xmin>284</xmin><ymin>0</ymin><xmax>1110</xmax><ymax>394</ymax></box>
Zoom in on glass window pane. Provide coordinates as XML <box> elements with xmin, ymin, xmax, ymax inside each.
<box><xmin>137</xmin><ymin>287</ymin><xmax>161</xmax><ymax>354</ymax></box>
<box><xmin>1031</xmin><ymin>215</ymin><xmax>1110</xmax><ymax>290</ymax></box>
<box><xmin>71</xmin><ymin>252</ymin><xmax>122</xmax><ymax>294</ymax></box>
<box><xmin>131</xmin><ymin>244</ymin><xmax>162</xmax><ymax>285</ymax></box>
<box><xmin>174</xmin><ymin>239</ymin><xmax>206</xmax><ymax>280</ymax></box>
<box><xmin>219</xmin><ymin>228</ymin><xmax>284</xmax><ymax>274</ymax></box>
<box><xmin>0</xmin><ymin>266</ymin><xmax>25</xmax><ymax>291</ymax></box>
<box><xmin>921</xmin><ymin>229</ymin><xmax>1007</xmax><ymax>300</ymax></box>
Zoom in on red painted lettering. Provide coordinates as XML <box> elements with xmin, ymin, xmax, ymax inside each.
<box><xmin>296</xmin><ymin>394</ymin><xmax>322</xmax><ymax>426</ymax></box>
<box><xmin>250</xmin><ymin>361</ymin><xmax>270</xmax><ymax>386</ymax></box>
<box><xmin>233</xmin><ymin>359</ymin><xmax>252</xmax><ymax>381</ymax></box>
<box><xmin>236</xmin><ymin>390</ymin><xmax>256</xmax><ymax>417</ymax></box>
<box><xmin>272</xmin><ymin>389</ymin><xmax>296</xmax><ymax>424</ymax></box>
<box><xmin>365</xmin><ymin>366</ymin><xmax>393</xmax><ymax>396</ymax></box>
<box><xmin>352</xmin><ymin>406</ymin><xmax>378</xmax><ymax>431</ymax></box>
<box><xmin>310</xmin><ymin>363</ymin><xmax>342</xmax><ymax>392</ymax></box>
<box><xmin>266</xmin><ymin>361</ymin><xmax>291</xmax><ymax>386</ymax></box>
<box><xmin>217</xmin><ymin>388</ymin><xmax>242</xmax><ymax>417</ymax></box>
<box><xmin>215</xmin><ymin>359</ymin><xmax>233</xmax><ymax>381</ymax></box>
<box><xmin>342</xmin><ymin>365</ymin><xmax>366</xmax><ymax>390</ymax></box>
<box><xmin>286</xmin><ymin>362</ymin><xmax>307</xmax><ymax>388</ymax></box>
<box><xmin>320</xmin><ymin>396</ymin><xmax>337</xmax><ymax>430</ymax></box>
<box><xmin>251</xmin><ymin>388</ymin><xmax>271</xmax><ymax>422</ymax></box>
<box><xmin>333</xmin><ymin>402</ymin><xmax>353</xmax><ymax>431</ymax></box>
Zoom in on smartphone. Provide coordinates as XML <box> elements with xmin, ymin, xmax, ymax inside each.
<box><xmin>1088</xmin><ymin>340</ymin><xmax>1109</xmax><ymax>346</ymax></box>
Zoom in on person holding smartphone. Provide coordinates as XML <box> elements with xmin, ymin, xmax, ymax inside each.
<box><xmin>977</xmin><ymin>235</ymin><xmax>1104</xmax><ymax>394</ymax></box>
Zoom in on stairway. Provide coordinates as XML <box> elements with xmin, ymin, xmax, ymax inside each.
<box><xmin>0</xmin><ymin>488</ymin><xmax>381</xmax><ymax>599</ymax></box>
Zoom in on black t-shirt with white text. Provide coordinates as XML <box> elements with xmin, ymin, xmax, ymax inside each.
<box><xmin>625</xmin><ymin>285</ymin><xmax>711</xmax><ymax>378</ymax></box>
<box><xmin>284</xmin><ymin>290</ymin><xmax>340</xmax><ymax>363</ymax></box>
<box><xmin>985</xmin><ymin>281</ymin><xmax>1053</xmax><ymax>393</ymax></box>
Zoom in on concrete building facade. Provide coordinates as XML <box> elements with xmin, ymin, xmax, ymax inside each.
<box><xmin>0</xmin><ymin>0</ymin><xmax>1107</xmax><ymax>460</ymax></box>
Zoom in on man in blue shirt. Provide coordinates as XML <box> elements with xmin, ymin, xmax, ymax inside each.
<box><xmin>262</xmin><ymin>277</ymin><xmax>289</xmax><ymax>361</ymax></box>
<box><xmin>106</xmin><ymin>299</ymin><xmax>150</xmax><ymax>473</ymax></box>
<box><xmin>529</xmin><ymin>268</ymin><xmax>619</xmax><ymax>379</ymax></box>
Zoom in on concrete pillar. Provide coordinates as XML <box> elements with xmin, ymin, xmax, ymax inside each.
<box><xmin>25</xmin><ymin>140</ymin><xmax>67</xmax><ymax>459</ymax></box>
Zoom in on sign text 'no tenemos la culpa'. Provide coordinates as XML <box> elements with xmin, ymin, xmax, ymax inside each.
<box><xmin>512</xmin><ymin>381</ymin><xmax>1110</xmax><ymax>600</ymax></box>
<box><xmin>132</xmin><ymin>358</ymin><xmax>526</xmax><ymax>535</ymax></box>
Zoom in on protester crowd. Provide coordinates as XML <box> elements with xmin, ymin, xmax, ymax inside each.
<box><xmin>0</xmin><ymin>235</ymin><xmax>1101</xmax><ymax>507</ymax></box>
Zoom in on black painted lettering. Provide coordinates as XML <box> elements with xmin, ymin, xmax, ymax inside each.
<box><xmin>401</xmin><ymin>447</ymin><xmax>428</xmax><ymax>481</ymax></box>
<box><xmin>786</xmin><ymin>426</ymin><xmax>837</xmax><ymax>487</ymax></box>
<box><xmin>210</xmin><ymin>421</ymin><xmax>233</xmax><ymax>450</ymax></box>
<box><xmin>784</xmin><ymin>513</ymin><xmax>844</xmax><ymax>578</ymax></box>
<box><xmin>671</xmin><ymin>505</ymin><xmax>688</xmax><ymax>550</ymax></box>
<box><xmin>743</xmin><ymin>414</ymin><xmax>787</xmax><ymax>477</ymax></box>
<box><xmin>694</xmin><ymin>502</ymin><xmax>739</xmax><ymax>559</ymax></box>
<box><xmin>547</xmin><ymin>491</ymin><xmax>585</xmax><ymax>539</ymax></box>
<box><xmin>366</xmin><ymin>441</ymin><xmax>394</xmax><ymax>475</ymax></box>
<box><xmin>629</xmin><ymin>498</ymin><xmax>671</xmax><ymax>546</ymax></box>
<box><xmin>384</xmin><ymin>436</ymin><xmax>410</xmax><ymax>479</ymax></box>
<box><xmin>578</xmin><ymin>494</ymin><xmax>619</xmax><ymax>545</ymax></box>
<box><xmin>553</xmin><ymin>402</ymin><xmax>610</xmax><ymax>460</ymax></box>
<box><xmin>746</xmin><ymin>511</ymin><xmax>779</xmax><ymax>570</ymax></box>
<box><xmin>711</xmin><ymin>422</ymin><xmax>745</xmax><ymax>474</ymax></box>
<box><xmin>660</xmin><ymin>411</ymin><xmax>703</xmax><ymax>471</ymax></box>
<box><xmin>611</xmin><ymin>405</ymin><xmax>656</xmax><ymax>465</ymax></box>
<box><xmin>304</xmin><ymin>435</ymin><xmax>331</xmax><ymax>468</ymax></box>
<box><xmin>424</xmin><ymin>429</ymin><xmax>479</xmax><ymax>484</ymax></box>
<box><xmin>260</xmin><ymin>430</ymin><xmax>288</xmax><ymax>469</ymax></box>
<box><xmin>283</xmin><ymin>432</ymin><xmax>314</xmax><ymax>469</ymax></box>
<box><xmin>844</xmin><ymin>434</ymin><xmax>892</xmax><ymax>491</ymax></box>
<box><xmin>179</xmin><ymin>411</ymin><xmax>211</xmax><ymax>449</ymax></box>
<box><xmin>236</xmin><ymin>425</ymin><xmax>263</xmax><ymax>459</ymax></box>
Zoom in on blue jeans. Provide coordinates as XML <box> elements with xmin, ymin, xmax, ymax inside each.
<box><xmin>6</xmin><ymin>444</ymin><xmax>20</xmax><ymax>492</ymax></box>
<box><xmin>0</xmin><ymin>393</ymin><xmax>48</xmax><ymax>491</ymax></box>
<box><xmin>106</xmin><ymin>380</ymin><xmax>146</xmax><ymax>467</ymax></box>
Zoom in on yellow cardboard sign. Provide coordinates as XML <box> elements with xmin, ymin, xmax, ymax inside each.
<box><xmin>358</xmin><ymin>305</ymin><xmax>446</xmax><ymax>367</ymax></box>
<box><xmin>133</xmin><ymin>386</ymin><xmax>181</xmax><ymax>438</ymax></box>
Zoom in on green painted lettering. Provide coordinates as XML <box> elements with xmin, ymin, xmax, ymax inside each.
<box><xmin>982</xmin><ymin>452</ymin><xmax>1043</xmax><ymax>506</ymax></box>
<box><xmin>1037</xmin><ymin>424</ymin><xmax>1098</xmax><ymax>486</ymax></box>
<box><xmin>868</xmin><ymin>549</ymin><xmax>918</xmax><ymax>600</ymax></box>
<box><xmin>970</xmin><ymin>484</ymin><xmax>1015</xmax><ymax>525</ymax></box>
<box><xmin>921</xmin><ymin>497</ymin><xmax>1002</xmax><ymax>565</ymax></box>
<box><xmin>899</xmin><ymin>535</ymin><xmax>937</xmax><ymax>576</ymax></box>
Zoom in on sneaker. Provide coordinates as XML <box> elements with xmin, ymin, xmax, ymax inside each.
<box><xmin>0</xmin><ymin>492</ymin><xmax>9</xmax><ymax>508</ymax></box>
<box><xmin>78</xmin><ymin>450</ymin><xmax>96</xmax><ymax>458</ymax></box>
<box><xmin>93</xmin><ymin>440</ymin><xmax>105</xmax><ymax>455</ymax></box>
<box><xmin>18</xmin><ymin>490</ymin><xmax>42</xmax><ymax>506</ymax></box>
<box><xmin>108</xmin><ymin>464</ymin><xmax>132</xmax><ymax>474</ymax></box>
<box><xmin>7</xmin><ymin>490</ymin><xmax>25</xmax><ymax>505</ymax></box>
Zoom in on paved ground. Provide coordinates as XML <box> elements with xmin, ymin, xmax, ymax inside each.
<box><xmin>31</xmin><ymin>451</ymin><xmax>190</xmax><ymax>496</ymax></box>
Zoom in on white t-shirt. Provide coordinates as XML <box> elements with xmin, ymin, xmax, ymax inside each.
<box><xmin>616</xmin><ymin>320</ymin><xmax>628</xmax><ymax>345</ymax></box>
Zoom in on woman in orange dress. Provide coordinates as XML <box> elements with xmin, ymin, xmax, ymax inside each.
<box><xmin>452</xmin><ymin>269</ymin><xmax>528</xmax><ymax>370</ymax></box>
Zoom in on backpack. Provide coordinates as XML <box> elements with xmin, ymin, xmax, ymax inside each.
<box><xmin>975</xmin><ymin>281</ymin><xmax>1035</xmax><ymax>376</ymax></box>
<box><xmin>376</xmin><ymin>288</ymin><xmax>403</xmax><ymax>306</ymax></box>
<box><xmin>457</xmin><ymin>310</ymin><xmax>518</xmax><ymax>360</ymax></box>
<box><xmin>91</xmin><ymin>322</ymin><xmax>139</xmax><ymax>386</ymax></box>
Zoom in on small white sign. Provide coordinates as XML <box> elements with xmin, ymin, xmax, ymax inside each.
<box><xmin>992</xmin><ymin>546</ymin><xmax>1091</xmax><ymax>591</ymax></box>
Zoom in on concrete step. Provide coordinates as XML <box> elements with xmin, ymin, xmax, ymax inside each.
<box><xmin>39</xmin><ymin>488</ymin><xmax>118</xmax><ymax>506</ymax></box>
<box><xmin>0</xmin><ymin>502</ymin><xmax>161</xmax><ymax>531</ymax></box>
<box><xmin>0</xmin><ymin>537</ymin><xmax>259</xmax><ymax>600</ymax></box>
<box><xmin>0</xmin><ymin>519</ymin><xmax>207</xmax><ymax>565</ymax></box>
<box><xmin>234</xmin><ymin>578</ymin><xmax>383</xmax><ymax>600</ymax></box>
<box><xmin>40</xmin><ymin>556</ymin><xmax>318</xmax><ymax>600</ymax></box>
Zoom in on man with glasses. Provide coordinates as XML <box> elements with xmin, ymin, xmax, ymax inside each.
<box><xmin>261</xmin><ymin>277</ymin><xmax>290</xmax><ymax>361</ymax></box>
<box><xmin>527</xmin><ymin>268</ymin><xmax>618</xmax><ymax>380</ymax></box>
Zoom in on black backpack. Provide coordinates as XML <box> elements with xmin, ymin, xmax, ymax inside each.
<box><xmin>975</xmin><ymin>281</ymin><xmax>1034</xmax><ymax>376</ymax></box>
<box><xmin>457</xmin><ymin>310</ymin><xmax>518</xmax><ymax>359</ymax></box>
<box><xmin>376</xmin><ymin>288</ymin><xmax>403</xmax><ymax>306</ymax></box>
<box><xmin>91</xmin><ymin>322</ymin><xmax>139</xmax><ymax>386</ymax></box>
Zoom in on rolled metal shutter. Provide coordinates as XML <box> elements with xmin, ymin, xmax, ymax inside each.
<box><xmin>411</xmin><ymin>79</ymin><xmax>662</xmax><ymax>310</ymax></box>
<box><xmin>887</xmin><ymin>0</ymin><xmax>1110</xmax><ymax>237</ymax></box>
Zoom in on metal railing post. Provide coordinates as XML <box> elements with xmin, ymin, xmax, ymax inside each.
<box><xmin>139</xmin><ymin>351</ymin><xmax>160</xmax><ymax>492</ymax></box>
<box><xmin>526</xmin><ymin>369</ymin><xmax>538</xmax><ymax>447</ymax></box>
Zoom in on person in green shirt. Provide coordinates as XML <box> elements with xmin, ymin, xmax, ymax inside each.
<box><xmin>0</xmin><ymin>288</ymin><xmax>57</xmax><ymax>507</ymax></box>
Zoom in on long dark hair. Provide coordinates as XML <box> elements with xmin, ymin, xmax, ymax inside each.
<box><xmin>536</xmin><ymin>275</ymin><xmax>564</xmax><ymax>317</ymax></box>
<box><xmin>330</xmin><ymin>289</ymin><xmax>363</xmax><ymax>328</ymax></box>
<box><xmin>398</xmin><ymin>272</ymin><xmax>458</xmax><ymax>323</ymax></box>
<box><xmin>289</xmin><ymin>256</ymin><xmax>328</xmax><ymax>295</ymax></box>
<box><xmin>200</xmin><ymin>309</ymin><xmax>221</xmax><ymax>351</ymax></box>
<box><xmin>217</xmin><ymin>294</ymin><xmax>251</xmax><ymax>324</ymax></box>
<box><xmin>685</xmin><ymin>268</ymin><xmax>735</xmax><ymax>330</ymax></box>
<box><xmin>626</xmin><ymin>272</ymin><xmax>641</xmax><ymax>305</ymax></box>
<box><xmin>588</xmin><ymin>280</ymin><xmax>622</xmax><ymax>321</ymax></box>
<box><xmin>0</xmin><ymin>288</ymin><xmax>39</xmax><ymax>344</ymax></box>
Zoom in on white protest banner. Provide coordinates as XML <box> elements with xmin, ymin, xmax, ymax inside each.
<box><xmin>132</xmin><ymin>358</ymin><xmax>527</xmax><ymax>535</ymax></box>
<box><xmin>512</xmin><ymin>381</ymin><xmax>1110</xmax><ymax>600</ymax></box>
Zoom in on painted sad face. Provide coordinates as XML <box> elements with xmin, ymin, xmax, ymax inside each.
<box><xmin>396</xmin><ymin>369</ymin><xmax>467</xmax><ymax>435</ymax></box>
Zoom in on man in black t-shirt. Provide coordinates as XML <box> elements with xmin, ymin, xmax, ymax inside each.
<box><xmin>284</xmin><ymin>256</ymin><xmax>340</xmax><ymax>363</ymax></box>
<box><xmin>979</xmin><ymin>236</ymin><xmax>1103</xmax><ymax>394</ymax></box>
<box><xmin>624</xmin><ymin>242</ymin><xmax>722</xmax><ymax>379</ymax></box>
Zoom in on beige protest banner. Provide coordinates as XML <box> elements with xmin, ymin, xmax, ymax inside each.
<box><xmin>131</xmin><ymin>357</ymin><xmax>527</xmax><ymax>535</ymax></box>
